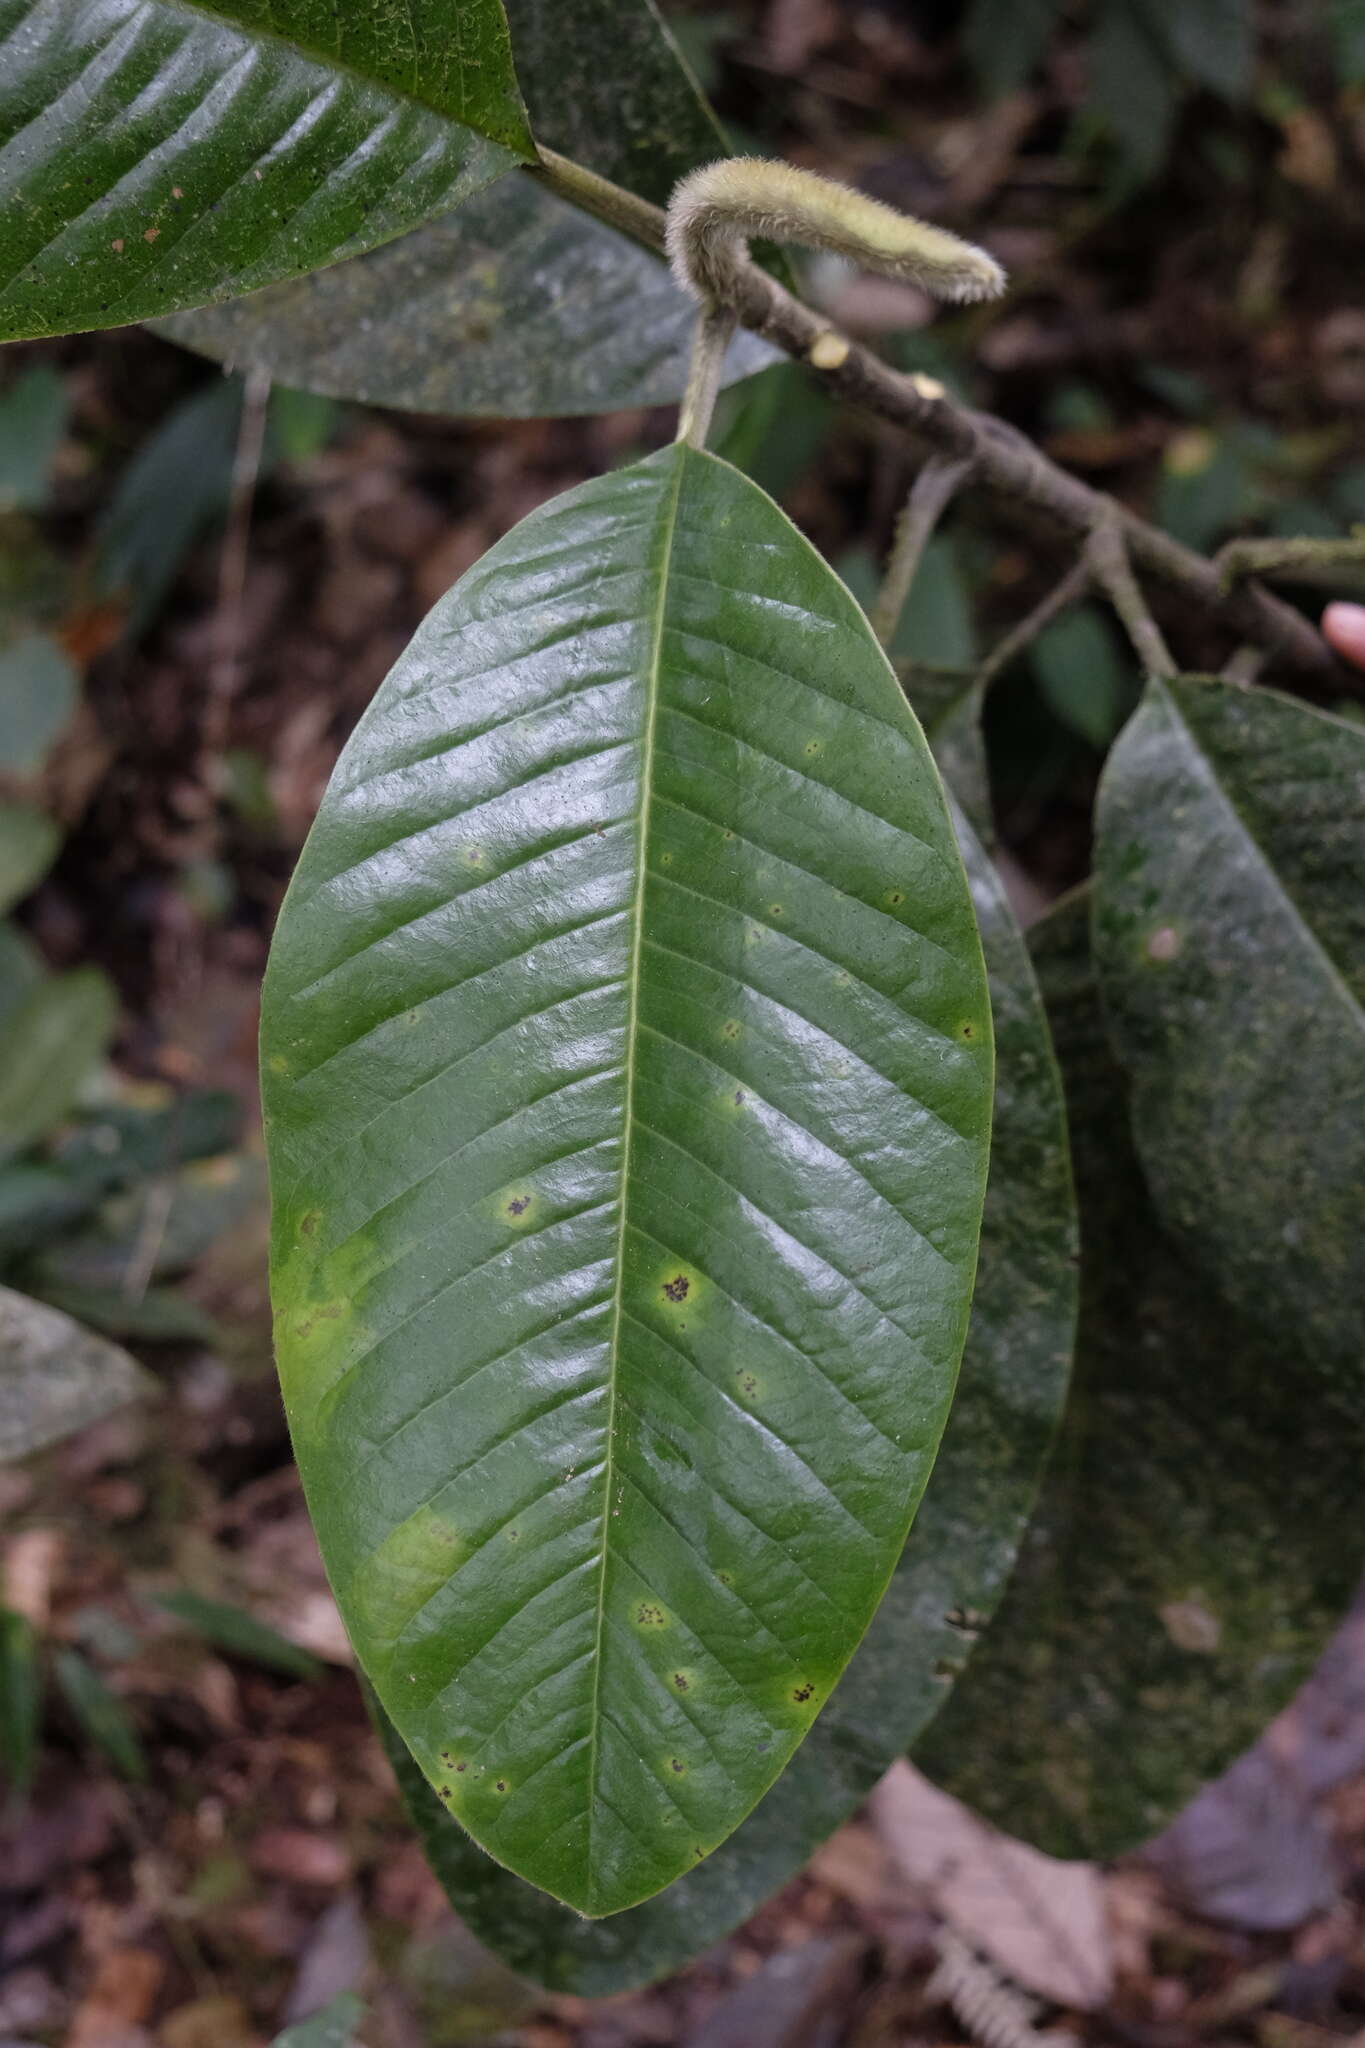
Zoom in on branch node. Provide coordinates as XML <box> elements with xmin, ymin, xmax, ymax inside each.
<box><xmin>1086</xmin><ymin>511</ymin><xmax>1177</xmax><ymax>679</ymax></box>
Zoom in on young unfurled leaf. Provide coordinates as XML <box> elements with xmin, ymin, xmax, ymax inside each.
<box><xmin>0</xmin><ymin>0</ymin><xmax>529</xmax><ymax>341</ymax></box>
<box><xmin>1094</xmin><ymin>675</ymin><xmax>1365</xmax><ymax>1410</ymax></box>
<box><xmin>369</xmin><ymin>798</ymin><xmax>1075</xmax><ymax>1991</ymax></box>
<box><xmin>262</xmin><ymin>444</ymin><xmax>993</xmax><ymax>1916</ymax></box>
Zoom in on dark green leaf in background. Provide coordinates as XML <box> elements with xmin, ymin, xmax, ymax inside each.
<box><xmin>53</xmin><ymin>1645</ymin><xmax>147</xmax><ymax>1781</ymax></box>
<box><xmin>262</xmin><ymin>444</ymin><xmax>993</xmax><ymax>1916</ymax></box>
<box><xmin>1094</xmin><ymin>676</ymin><xmax>1365</xmax><ymax>1407</ymax></box>
<box><xmin>1029</xmin><ymin>605</ymin><xmax>1136</xmax><ymax>751</ymax></box>
<box><xmin>0</xmin><ymin>361</ymin><xmax>68</xmax><ymax>509</ymax></box>
<box><xmin>898</xmin><ymin>668</ymin><xmax>990</xmax><ymax>844</ymax></box>
<box><xmin>0</xmin><ymin>967</ymin><xmax>116</xmax><ymax>1162</ymax></box>
<box><xmin>1086</xmin><ymin>0</ymin><xmax>1179</xmax><ymax>181</ymax></box>
<box><xmin>918</xmin><ymin>889</ymin><xmax>1365</xmax><ymax>1856</ymax></box>
<box><xmin>0</xmin><ymin>1281</ymin><xmax>150</xmax><ymax>1463</ymax></box>
<box><xmin>160</xmin><ymin>179</ymin><xmax>772</xmax><ymax>419</ymax></box>
<box><xmin>504</xmin><ymin>0</ymin><xmax>725</xmax><ymax>206</ymax></box>
<box><xmin>0</xmin><ymin>629</ymin><xmax>78</xmax><ymax>773</ymax></box>
<box><xmin>0</xmin><ymin>1603</ymin><xmax>41</xmax><ymax>1797</ymax></box>
<box><xmin>0</xmin><ymin>916</ymin><xmax>43</xmax><ymax>1024</ymax></box>
<box><xmin>0</xmin><ymin>798</ymin><xmax>58</xmax><ymax>913</ymax></box>
<box><xmin>1143</xmin><ymin>0</ymin><xmax>1255</xmax><ymax>100</ymax></box>
<box><xmin>157</xmin><ymin>1590</ymin><xmax>323</xmax><ymax>1680</ymax></box>
<box><xmin>963</xmin><ymin>0</ymin><xmax>1063</xmax><ymax>96</ymax></box>
<box><xmin>373</xmin><ymin>795</ymin><xmax>1073</xmax><ymax>1989</ymax></box>
<box><xmin>0</xmin><ymin>0</ymin><xmax>528</xmax><ymax>341</ymax></box>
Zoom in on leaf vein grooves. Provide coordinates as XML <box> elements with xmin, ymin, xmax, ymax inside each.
<box><xmin>647</xmin><ymin>870</ymin><xmax>965</xmax><ymax>1053</ymax></box>
<box><xmin>614</xmin><ymin>1449</ymin><xmax>841</xmax><ymax>1645</ymax></box>
<box><xmin>660</xmin><ymin>695</ymin><xmax>951</xmax><ymax>879</ymax></box>
<box><xmin>346</xmin><ymin>1292</ymin><xmax>611</xmax><ymax>1468</ymax></box>
<box><xmin>638</xmin><ymin>1015</ymin><xmax>967</xmax><ymax>1258</ymax></box>
<box><xmin>651</xmin><ymin>782</ymin><xmax>962</xmax><ymax>977</ymax></box>
<box><xmin>603</xmin><ymin>1612</ymin><xmax>747</xmax><ymax>1801</ymax></box>
<box><xmin>623</xmin><ymin>1215</ymin><xmax>909</xmax><ymax>1461</ymax></box>
<box><xmin>336</xmin><ymin>659</ymin><xmax>639</xmax><ymax>806</ymax></box>
<box><xmin>634</xmin><ymin>1114</ymin><xmax>944</xmax><ymax>1379</ymax></box>
<box><xmin>288</xmin><ymin>749</ymin><xmax>636</xmax><ymax>995</ymax></box>
<box><xmin>431</xmin><ymin>1550</ymin><xmax>601</xmax><ymax>1694</ymax></box>
<box><xmin>616</xmin><ymin>1325</ymin><xmax>888</xmax><ymax>1551</ymax></box>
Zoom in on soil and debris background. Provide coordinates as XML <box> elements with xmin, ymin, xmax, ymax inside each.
<box><xmin>3</xmin><ymin>0</ymin><xmax>1365</xmax><ymax>2041</ymax></box>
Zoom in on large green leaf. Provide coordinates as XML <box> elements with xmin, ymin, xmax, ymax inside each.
<box><xmin>0</xmin><ymin>0</ymin><xmax>529</xmax><ymax>341</ymax></box>
<box><xmin>0</xmin><ymin>1280</ymin><xmax>150</xmax><ymax>1462</ymax></box>
<box><xmin>159</xmin><ymin>177</ymin><xmax>772</xmax><ymax>418</ymax></box>
<box><xmin>262</xmin><ymin>443</ymin><xmax>993</xmax><ymax>1917</ymax></box>
<box><xmin>158</xmin><ymin>0</ymin><xmax>776</xmax><ymax>416</ymax></box>
<box><xmin>370</xmin><ymin>799</ymin><xmax>1075</xmax><ymax>1991</ymax></box>
<box><xmin>917</xmin><ymin>889</ymin><xmax>1365</xmax><ymax>1856</ymax></box>
<box><xmin>1093</xmin><ymin>675</ymin><xmax>1365</xmax><ymax>1409</ymax></box>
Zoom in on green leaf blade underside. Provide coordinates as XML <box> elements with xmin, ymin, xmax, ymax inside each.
<box><xmin>156</xmin><ymin>0</ymin><xmax>782</xmax><ymax>416</ymax></box>
<box><xmin>157</xmin><ymin>177</ymin><xmax>773</xmax><ymax>418</ymax></box>
<box><xmin>262</xmin><ymin>443</ymin><xmax>993</xmax><ymax>1917</ymax></box>
<box><xmin>369</xmin><ymin>799</ymin><xmax>1075</xmax><ymax>1993</ymax></box>
<box><xmin>918</xmin><ymin>887</ymin><xmax>1365</xmax><ymax>1858</ymax></box>
<box><xmin>1093</xmin><ymin>675</ymin><xmax>1365</xmax><ymax>1407</ymax></box>
<box><xmin>0</xmin><ymin>0</ymin><xmax>527</xmax><ymax>341</ymax></box>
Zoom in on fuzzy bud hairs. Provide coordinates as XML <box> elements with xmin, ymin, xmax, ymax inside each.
<box><xmin>666</xmin><ymin>158</ymin><xmax>1006</xmax><ymax>309</ymax></box>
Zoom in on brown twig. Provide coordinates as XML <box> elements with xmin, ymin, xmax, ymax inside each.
<box><xmin>1085</xmin><ymin>510</ymin><xmax>1176</xmax><ymax>677</ymax></box>
<box><xmin>871</xmin><ymin>455</ymin><xmax>975</xmax><ymax>648</ymax></box>
<box><xmin>530</xmin><ymin>148</ymin><xmax>1343</xmax><ymax>689</ymax></box>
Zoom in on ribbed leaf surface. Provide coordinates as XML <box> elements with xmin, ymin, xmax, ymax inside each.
<box><xmin>370</xmin><ymin>799</ymin><xmax>1075</xmax><ymax>1991</ymax></box>
<box><xmin>262</xmin><ymin>443</ymin><xmax>993</xmax><ymax>1915</ymax></box>
<box><xmin>1094</xmin><ymin>675</ymin><xmax>1365</xmax><ymax>1406</ymax></box>
<box><xmin>0</xmin><ymin>0</ymin><xmax>528</xmax><ymax>339</ymax></box>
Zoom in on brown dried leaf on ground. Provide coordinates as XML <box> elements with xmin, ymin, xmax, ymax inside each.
<box><xmin>869</xmin><ymin>1761</ymin><xmax>1112</xmax><ymax>2011</ymax></box>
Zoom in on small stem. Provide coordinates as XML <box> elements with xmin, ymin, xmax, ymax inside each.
<box><xmin>676</xmin><ymin>301</ymin><xmax>738</xmax><ymax>450</ymax></box>
<box><xmin>525</xmin><ymin>150</ymin><xmax>1344</xmax><ymax>687</ymax></box>
<box><xmin>1086</xmin><ymin>512</ymin><xmax>1176</xmax><ymax>678</ymax></box>
<box><xmin>528</xmin><ymin>145</ymin><xmax>666</xmax><ymax>255</ymax></box>
<box><xmin>870</xmin><ymin>455</ymin><xmax>974</xmax><ymax>648</ymax></box>
<box><xmin>204</xmin><ymin>368</ymin><xmax>272</xmax><ymax>767</ymax></box>
<box><xmin>1223</xmin><ymin>643</ymin><xmax>1269</xmax><ymax>686</ymax></box>
<box><xmin>976</xmin><ymin>557</ymin><xmax>1092</xmax><ymax>692</ymax></box>
<box><xmin>1216</xmin><ymin>531</ymin><xmax>1365</xmax><ymax>593</ymax></box>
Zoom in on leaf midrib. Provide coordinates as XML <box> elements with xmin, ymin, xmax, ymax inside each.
<box><xmin>1162</xmin><ymin>679</ymin><xmax>1364</xmax><ymax>1036</ymax></box>
<box><xmin>584</xmin><ymin>446</ymin><xmax>686</xmax><ymax>1913</ymax></box>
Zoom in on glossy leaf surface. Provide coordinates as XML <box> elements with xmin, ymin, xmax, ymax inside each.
<box><xmin>1094</xmin><ymin>675</ymin><xmax>1365</xmax><ymax>1407</ymax></box>
<box><xmin>918</xmin><ymin>889</ymin><xmax>1365</xmax><ymax>1856</ymax></box>
<box><xmin>371</xmin><ymin>800</ymin><xmax>1074</xmax><ymax>1988</ymax></box>
<box><xmin>263</xmin><ymin>444</ymin><xmax>993</xmax><ymax>1916</ymax></box>
<box><xmin>160</xmin><ymin>177</ymin><xmax>772</xmax><ymax>418</ymax></box>
<box><xmin>159</xmin><ymin>0</ymin><xmax>776</xmax><ymax>415</ymax></box>
<box><xmin>0</xmin><ymin>0</ymin><xmax>527</xmax><ymax>340</ymax></box>
<box><xmin>0</xmin><ymin>1281</ymin><xmax>150</xmax><ymax>1463</ymax></box>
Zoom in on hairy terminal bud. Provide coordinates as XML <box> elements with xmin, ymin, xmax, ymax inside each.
<box><xmin>666</xmin><ymin>158</ymin><xmax>1006</xmax><ymax>309</ymax></box>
